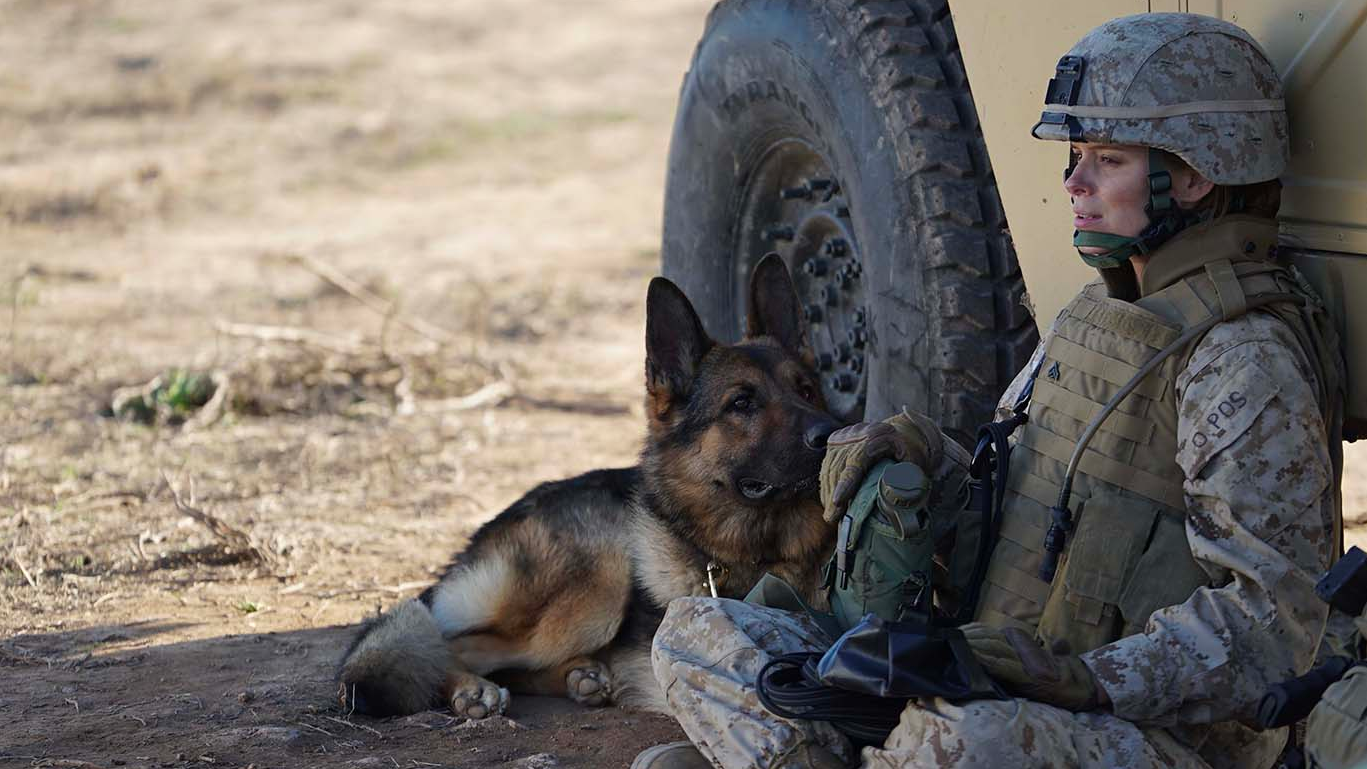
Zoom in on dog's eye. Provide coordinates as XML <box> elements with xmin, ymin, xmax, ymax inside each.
<box><xmin>728</xmin><ymin>395</ymin><xmax>755</xmax><ymax>414</ymax></box>
<box><xmin>797</xmin><ymin>382</ymin><xmax>817</xmax><ymax>403</ymax></box>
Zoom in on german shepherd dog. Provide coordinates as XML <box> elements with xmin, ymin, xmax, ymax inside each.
<box><xmin>337</xmin><ymin>255</ymin><xmax>840</xmax><ymax>718</ymax></box>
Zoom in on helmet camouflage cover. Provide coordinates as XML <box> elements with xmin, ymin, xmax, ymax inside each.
<box><xmin>1032</xmin><ymin>13</ymin><xmax>1288</xmax><ymax>185</ymax></box>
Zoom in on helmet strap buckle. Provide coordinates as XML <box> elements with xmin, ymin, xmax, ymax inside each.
<box><xmin>1145</xmin><ymin>147</ymin><xmax>1174</xmax><ymax>216</ymax></box>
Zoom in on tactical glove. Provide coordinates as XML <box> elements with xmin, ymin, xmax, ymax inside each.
<box><xmin>960</xmin><ymin>622</ymin><xmax>1104</xmax><ymax>712</ymax></box>
<box><xmin>819</xmin><ymin>409</ymin><xmax>941</xmax><ymax>523</ymax></box>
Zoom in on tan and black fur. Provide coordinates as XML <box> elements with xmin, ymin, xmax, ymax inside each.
<box><xmin>337</xmin><ymin>255</ymin><xmax>840</xmax><ymax>719</ymax></box>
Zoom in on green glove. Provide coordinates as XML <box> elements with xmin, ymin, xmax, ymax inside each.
<box><xmin>961</xmin><ymin>622</ymin><xmax>1104</xmax><ymax>712</ymax></box>
<box><xmin>819</xmin><ymin>409</ymin><xmax>941</xmax><ymax>523</ymax></box>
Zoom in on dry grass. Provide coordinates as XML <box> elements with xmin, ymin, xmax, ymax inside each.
<box><xmin>0</xmin><ymin>2</ymin><xmax>706</xmax><ymax>763</ymax></box>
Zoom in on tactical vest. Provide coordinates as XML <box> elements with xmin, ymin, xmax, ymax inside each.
<box><xmin>972</xmin><ymin>215</ymin><xmax>1344</xmax><ymax>656</ymax></box>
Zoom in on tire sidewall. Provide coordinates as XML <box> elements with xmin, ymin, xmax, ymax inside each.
<box><xmin>662</xmin><ymin>0</ymin><xmax>927</xmax><ymax>421</ymax></box>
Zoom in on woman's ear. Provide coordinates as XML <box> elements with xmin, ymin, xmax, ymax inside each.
<box><xmin>1171</xmin><ymin>165</ymin><xmax>1215</xmax><ymax>207</ymax></box>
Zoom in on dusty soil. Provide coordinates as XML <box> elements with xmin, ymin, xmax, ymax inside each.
<box><xmin>3</xmin><ymin>2</ymin><xmax>1366</xmax><ymax>768</ymax></box>
<box><xmin>0</xmin><ymin>0</ymin><xmax>712</xmax><ymax>766</ymax></box>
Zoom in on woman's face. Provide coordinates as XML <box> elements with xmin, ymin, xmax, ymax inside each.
<box><xmin>1064</xmin><ymin>143</ymin><xmax>1151</xmax><ymax>254</ymax></box>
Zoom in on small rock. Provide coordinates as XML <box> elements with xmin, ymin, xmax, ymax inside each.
<box><xmin>237</xmin><ymin>690</ymin><xmax>254</xmax><ymax>704</ymax></box>
<box><xmin>452</xmin><ymin>715</ymin><xmax>525</xmax><ymax>731</ymax></box>
<box><xmin>508</xmin><ymin>754</ymin><xmax>561</xmax><ymax>769</ymax></box>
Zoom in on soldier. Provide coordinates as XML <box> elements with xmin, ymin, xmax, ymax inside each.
<box><xmin>633</xmin><ymin>13</ymin><xmax>1345</xmax><ymax>769</ymax></box>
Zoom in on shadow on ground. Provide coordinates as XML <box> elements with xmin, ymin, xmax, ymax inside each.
<box><xmin>1</xmin><ymin>623</ymin><xmax>683</xmax><ymax>768</ymax></box>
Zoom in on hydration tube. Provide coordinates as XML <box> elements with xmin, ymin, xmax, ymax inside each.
<box><xmin>1037</xmin><ymin>292</ymin><xmax>1308</xmax><ymax>582</ymax></box>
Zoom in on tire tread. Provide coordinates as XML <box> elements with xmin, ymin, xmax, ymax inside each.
<box><xmin>826</xmin><ymin>0</ymin><xmax>1038</xmax><ymax>443</ymax></box>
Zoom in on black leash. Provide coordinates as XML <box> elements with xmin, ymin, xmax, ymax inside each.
<box><xmin>755</xmin><ymin>653</ymin><xmax>908</xmax><ymax>746</ymax></box>
<box><xmin>958</xmin><ymin>354</ymin><xmax>1043</xmax><ymax>622</ymax></box>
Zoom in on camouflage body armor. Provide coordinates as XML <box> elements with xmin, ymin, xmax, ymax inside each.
<box><xmin>968</xmin><ymin>214</ymin><xmax>1342</xmax><ymax>658</ymax></box>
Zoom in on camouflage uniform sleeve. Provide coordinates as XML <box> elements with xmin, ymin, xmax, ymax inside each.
<box><xmin>1081</xmin><ymin>314</ymin><xmax>1336</xmax><ymax>727</ymax></box>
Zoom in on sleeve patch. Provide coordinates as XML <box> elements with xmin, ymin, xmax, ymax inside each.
<box><xmin>1177</xmin><ymin>358</ymin><xmax>1280</xmax><ymax>478</ymax></box>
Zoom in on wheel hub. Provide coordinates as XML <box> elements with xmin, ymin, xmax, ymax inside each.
<box><xmin>735</xmin><ymin>142</ymin><xmax>867</xmax><ymax>421</ymax></box>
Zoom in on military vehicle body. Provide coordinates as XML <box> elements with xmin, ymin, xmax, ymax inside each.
<box><xmin>661</xmin><ymin>0</ymin><xmax>1366</xmax><ymax>439</ymax></box>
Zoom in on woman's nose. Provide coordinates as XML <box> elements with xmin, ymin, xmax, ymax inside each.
<box><xmin>1064</xmin><ymin>162</ymin><xmax>1091</xmax><ymax>197</ymax></box>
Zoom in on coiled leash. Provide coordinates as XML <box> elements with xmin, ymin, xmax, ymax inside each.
<box><xmin>756</xmin><ymin>653</ymin><xmax>905</xmax><ymax>746</ymax></box>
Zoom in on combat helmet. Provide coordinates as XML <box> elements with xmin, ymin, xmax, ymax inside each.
<box><xmin>1031</xmin><ymin>13</ymin><xmax>1288</xmax><ymax>267</ymax></box>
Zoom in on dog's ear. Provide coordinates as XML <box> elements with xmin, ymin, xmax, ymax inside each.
<box><xmin>746</xmin><ymin>253</ymin><xmax>811</xmax><ymax>359</ymax></box>
<box><xmin>645</xmin><ymin>277</ymin><xmax>713</xmax><ymax>416</ymax></box>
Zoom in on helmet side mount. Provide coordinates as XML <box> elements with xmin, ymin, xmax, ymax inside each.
<box><xmin>1037</xmin><ymin>55</ymin><xmax>1086</xmax><ymax>143</ymax></box>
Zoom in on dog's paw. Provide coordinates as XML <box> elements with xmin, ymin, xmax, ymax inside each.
<box><xmin>447</xmin><ymin>676</ymin><xmax>509</xmax><ymax>720</ymax></box>
<box><xmin>566</xmin><ymin>661</ymin><xmax>612</xmax><ymax>707</ymax></box>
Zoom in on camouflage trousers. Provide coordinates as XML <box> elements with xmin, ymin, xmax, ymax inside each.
<box><xmin>651</xmin><ymin>597</ymin><xmax>1211</xmax><ymax>769</ymax></box>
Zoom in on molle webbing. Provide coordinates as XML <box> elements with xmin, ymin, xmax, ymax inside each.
<box><xmin>971</xmin><ymin>217</ymin><xmax>1340</xmax><ymax>658</ymax></box>
<box><xmin>974</xmin><ymin>252</ymin><xmax>1335</xmax><ymax>655</ymax></box>
<box><xmin>972</xmin><ymin>260</ymin><xmax>1293</xmax><ymax>651</ymax></box>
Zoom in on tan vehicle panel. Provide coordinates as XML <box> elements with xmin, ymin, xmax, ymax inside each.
<box><xmin>954</xmin><ymin>1</ymin><xmax>1367</xmax><ymax>430</ymax></box>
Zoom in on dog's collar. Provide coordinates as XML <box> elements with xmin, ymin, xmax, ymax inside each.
<box><xmin>704</xmin><ymin>561</ymin><xmax>729</xmax><ymax>598</ymax></box>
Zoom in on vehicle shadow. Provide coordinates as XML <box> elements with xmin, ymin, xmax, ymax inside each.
<box><xmin>1</xmin><ymin>623</ymin><xmax>682</xmax><ymax>768</ymax></box>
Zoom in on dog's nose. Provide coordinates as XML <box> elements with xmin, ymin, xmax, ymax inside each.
<box><xmin>804</xmin><ymin>421</ymin><xmax>837</xmax><ymax>451</ymax></box>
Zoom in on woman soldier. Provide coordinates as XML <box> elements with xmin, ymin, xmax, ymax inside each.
<box><xmin>634</xmin><ymin>12</ymin><xmax>1344</xmax><ymax>769</ymax></box>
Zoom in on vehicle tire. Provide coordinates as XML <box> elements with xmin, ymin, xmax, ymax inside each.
<box><xmin>661</xmin><ymin>0</ymin><xmax>1037</xmax><ymax>446</ymax></box>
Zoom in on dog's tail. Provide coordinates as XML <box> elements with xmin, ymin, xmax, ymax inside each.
<box><xmin>337</xmin><ymin>598</ymin><xmax>449</xmax><ymax>717</ymax></box>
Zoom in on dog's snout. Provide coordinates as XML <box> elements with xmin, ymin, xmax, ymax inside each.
<box><xmin>803</xmin><ymin>421</ymin><xmax>838</xmax><ymax>451</ymax></box>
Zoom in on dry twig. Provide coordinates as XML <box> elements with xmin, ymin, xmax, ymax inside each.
<box><xmin>11</xmin><ymin>555</ymin><xmax>39</xmax><ymax>589</ymax></box>
<box><xmin>214</xmin><ymin>321</ymin><xmax>367</xmax><ymax>356</ymax></box>
<box><xmin>159</xmin><ymin>471</ymin><xmax>277</xmax><ymax>569</ymax></box>
<box><xmin>396</xmin><ymin>380</ymin><xmax>514</xmax><ymax>415</ymax></box>
<box><xmin>323</xmin><ymin>715</ymin><xmax>383</xmax><ymax>738</ymax></box>
<box><xmin>278</xmin><ymin>252</ymin><xmax>454</xmax><ymax>346</ymax></box>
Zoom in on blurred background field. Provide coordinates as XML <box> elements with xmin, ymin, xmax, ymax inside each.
<box><xmin>2</xmin><ymin>1</ymin><xmax>1364</xmax><ymax>766</ymax></box>
<box><xmin>0</xmin><ymin>1</ymin><xmax>714</xmax><ymax>765</ymax></box>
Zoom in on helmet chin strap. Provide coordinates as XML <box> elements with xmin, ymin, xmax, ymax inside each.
<box><xmin>1071</xmin><ymin>147</ymin><xmax>1176</xmax><ymax>269</ymax></box>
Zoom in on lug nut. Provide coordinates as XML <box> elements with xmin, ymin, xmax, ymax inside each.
<box><xmin>802</xmin><ymin>259</ymin><xmax>828</xmax><ymax>277</ymax></box>
<box><xmin>823</xmin><ymin>239</ymin><xmax>849</xmax><ymax>258</ymax></box>
<box><xmin>762</xmin><ymin>225</ymin><xmax>795</xmax><ymax>242</ymax></box>
<box><xmin>802</xmin><ymin>304</ymin><xmax>824</xmax><ymax>323</ymax></box>
<box><xmin>822</xmin><ymin>285</ymin><xmax>840</xmax><ymax>306</ymax></box>
<box><xmin>853</xmin><ymin>306</ymin><xmax>867</xmax><ymax>325</ymax></box>
<box><xmin>850</xmin><ymin>354</ymin><xmax>865</xmax><ymax>373</ymax></box>
<box><xmin>835</xmin><ymin>262</ymin><xmax>861</xmax><ymax>288</ymax></box>
<box><xmin>835</xmin><ymin>343</ymin><xmax>852</xmax><ymax>363</ymax></box>
<box><xmin>780</xmin><ymin>184</ymin><xmax>811</xmax><ymax>200</ymax></box>
<box><xmin>848</xmin><ymin>327</ymin><xmax>868</xmax><ymax>349</ymax></box>
<box><xmin>816</xmin><ymin>352</ymin><xmax>833</xmax><ymax>371</ymax></box>
<box><xmin>832</xmin><ymin>373</ymin><xmax>856</xmax><ymax>392</ymax></box>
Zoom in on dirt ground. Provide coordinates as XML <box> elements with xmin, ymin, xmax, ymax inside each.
<box><xmin>4</xmin><ymin>2</ymin><xmax>1367</xmax><ymax>768</ymax></box>
<box><xmin>0</xmin><ymin>0</ymin><xmax>713</xmax><ymax>766</ymax></box>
